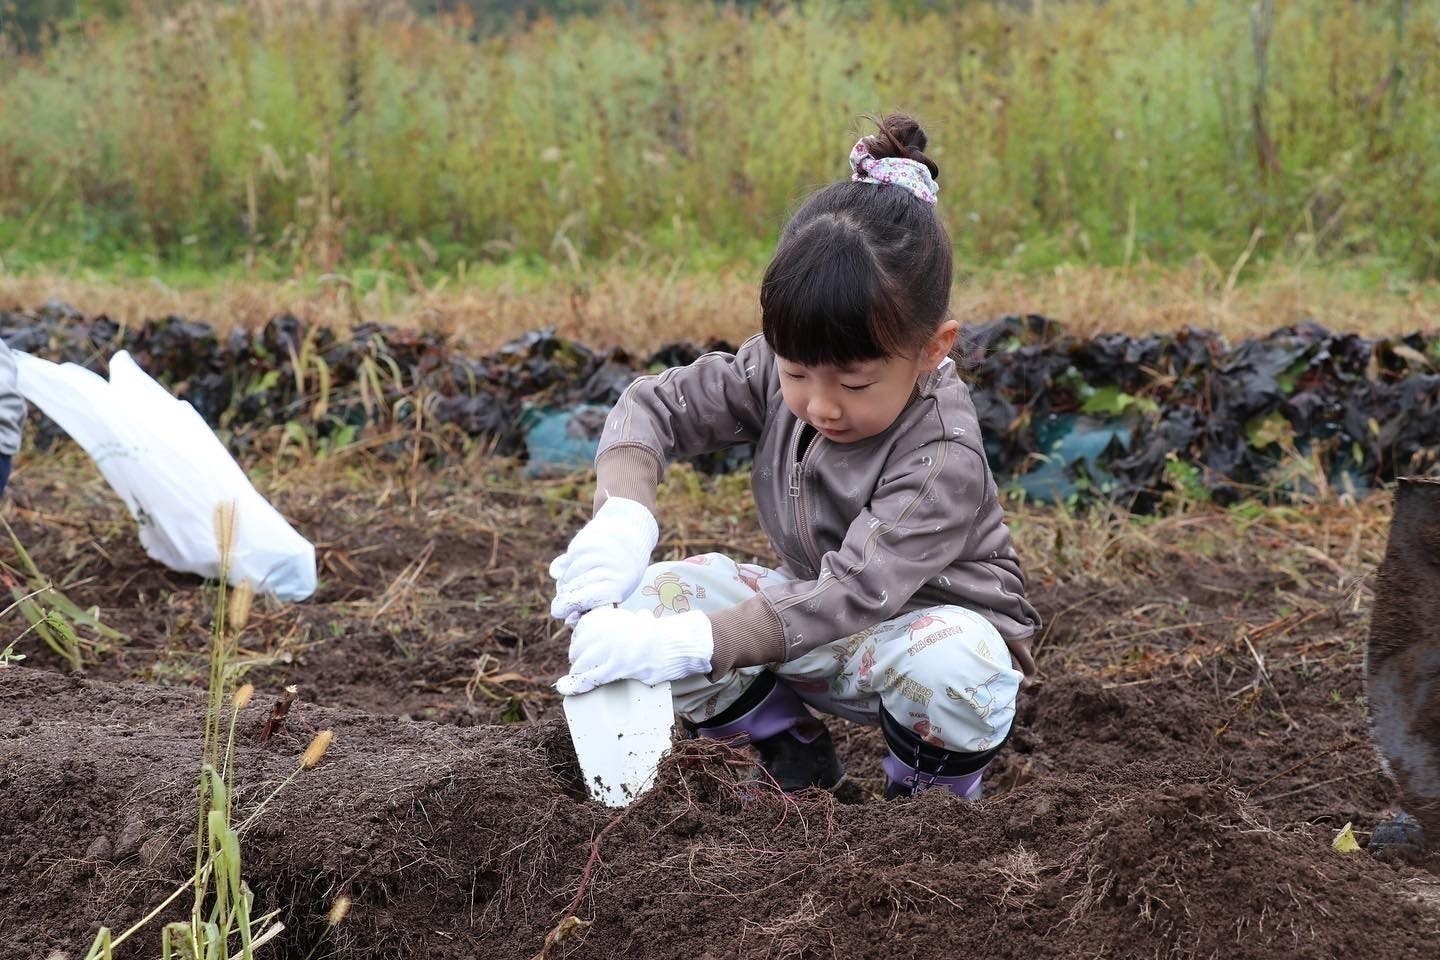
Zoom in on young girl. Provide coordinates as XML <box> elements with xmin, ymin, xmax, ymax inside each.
<box><xmin>551</xmin><ymin>114</ymin><xmax>1041</xmax><ymax>799</ymax></box>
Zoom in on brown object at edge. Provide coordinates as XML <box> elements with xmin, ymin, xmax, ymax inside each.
<box><xmin>1366</xmin><ymin>477</ymin><xmax>1440</xmax><ymax>837</ymax></box>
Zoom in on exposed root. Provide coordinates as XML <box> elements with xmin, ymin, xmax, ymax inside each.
<box><xmin>738</xmin><ymin>891</ymin><xmax>835</xmax><ymax>960</ymax></box>
<box><xmin>988</xmin><ymin>844</ymin><xmax>1044</xmax><ymax>910</ymax></box>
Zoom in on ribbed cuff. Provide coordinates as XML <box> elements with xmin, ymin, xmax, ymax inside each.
<box><xmin>594</xmin><ymin>494</ymin><xmax>660</xmax><ymax>554</ymax></box>
<box><xmin>668</xmin><ymin>610</ymin><xmax>717</xmax><ymax>678</ymax></box>
<box><xmin>593</xmin><ymin>445</ymin><xmax>663</xmax><ymax>514</ymax></box>
<box><xmin>707</xmin><ymin>595</ymin><xmax>787</xmax><ymax>677</ymax></box>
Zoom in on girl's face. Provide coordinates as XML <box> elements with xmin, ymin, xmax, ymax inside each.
<box><xmin>776</xmin><ymin>320</ymin><xmax>959</xmax><ymax>444</ymax></box>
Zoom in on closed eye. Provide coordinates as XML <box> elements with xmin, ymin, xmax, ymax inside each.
<box><xmin>842</xmin><ymin>382</ymin><xmax>875</xmax><ymax>392</ymax></box>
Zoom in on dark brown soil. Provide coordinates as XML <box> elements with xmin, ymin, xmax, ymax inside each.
<box><xmin>3</xmin><ymin>454</ymin><xmax>1438</xmax><ymax>959</ymax></box>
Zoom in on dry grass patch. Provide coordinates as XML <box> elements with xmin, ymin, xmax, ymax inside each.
<box><xmin>5</xmin><ymin>260</ymin><xmax>1439</xmax><ymax>354</ymax></box>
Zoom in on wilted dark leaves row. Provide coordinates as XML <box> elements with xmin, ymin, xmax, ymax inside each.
<box><xmin>7</xmin><ymin>303</ymin><xmax>1439</xmax><ymax>509</ymax></box>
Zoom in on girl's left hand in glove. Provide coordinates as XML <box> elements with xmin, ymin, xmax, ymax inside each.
<box><xmin>554</xmin><ymin>607</ymin><xmax>713</xmax><ymax>696</ymax></box>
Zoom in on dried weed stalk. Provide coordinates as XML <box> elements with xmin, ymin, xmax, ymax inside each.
<box><xmin>82</xmin><ymin>503</ymin><xmax>336</xmax><ymax>959</ymax></box>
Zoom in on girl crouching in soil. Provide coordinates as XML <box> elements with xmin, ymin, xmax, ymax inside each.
<box><xmin>551</xmin><ymin>114</ymin><xmax>1041</xmax><ymax>799</ymax></box>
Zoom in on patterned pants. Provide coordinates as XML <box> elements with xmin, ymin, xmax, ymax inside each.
<box><xmin>619</xmin><ymin>553</ymin><xmax>1023</xmax><ymax>754</ymax></box>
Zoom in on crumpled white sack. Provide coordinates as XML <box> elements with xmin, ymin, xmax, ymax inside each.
<box><xmin>15</xmin><ymin>350</ymin><xmax>316</xmax><ymax>601</ymax></box>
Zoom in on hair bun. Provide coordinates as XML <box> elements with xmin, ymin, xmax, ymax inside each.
<box><xmin>862</xmin><ymin>112</ymin><xmax>939</xmax><ymax>182</ymax></box>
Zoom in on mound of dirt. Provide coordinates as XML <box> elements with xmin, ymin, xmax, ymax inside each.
<box><xmin>5</xmin><ymin>410</ymin><xmax>1437</xmax><ymax>957</ymax></box>
<box><xmin>4</xmin><ymin>668</ymin><xmax>1436</xmax><ymax>960</ymax></box>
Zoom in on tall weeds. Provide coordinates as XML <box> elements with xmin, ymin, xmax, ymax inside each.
<box><xmin>1</xmin><ymin>0</ymin><xmax>1437</xmax><ymax>277</ymax></box>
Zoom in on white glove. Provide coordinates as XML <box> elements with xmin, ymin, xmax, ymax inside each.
<box><xmin>554</xmin><ymin>607</ymin><xmax>713</xmax><ymax>696</ymax></box>
<box><xmin>549</xmin><ymin>497</ymin><xmax>659</xmax><ymax>626</ymax></box>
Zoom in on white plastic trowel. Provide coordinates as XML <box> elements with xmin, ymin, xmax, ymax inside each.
<box><xmin>563</xmin><ymin>678</ymin><xmax>675</xmax><ymax>807</ymax></box>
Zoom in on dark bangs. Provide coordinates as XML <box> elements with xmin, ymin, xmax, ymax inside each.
<box><xmin>760</xmin><ymin>210</ymin><xmax>907</xmax><ymax>368</ymax></box>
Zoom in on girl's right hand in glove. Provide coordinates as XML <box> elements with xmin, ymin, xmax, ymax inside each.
<box><xmin>549</xmin><ymin>496</ymin><xmax>658</xmax><ymax>625</ymax></box>
<box><xmin>554</xmin><ymin>607</ymin><xmax>713</xmax><ymax>696</ymax></box>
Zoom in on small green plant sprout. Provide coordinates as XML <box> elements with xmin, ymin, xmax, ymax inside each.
<box><xmin>0</xmin><ymin>515</ymin><xmax>125</xmax><ymax>670</ymax></box>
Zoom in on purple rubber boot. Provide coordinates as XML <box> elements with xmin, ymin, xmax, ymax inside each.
<box><xmin>694</xmin><ymin>674</ymin><xmax>845</xmax><ymax>792</ymax></box>
<box><xmin>878</xmin><ymin>706</ymin><xmax>1001</xmax><ymax>800</ymax></box>
<box><xmin>882</xmin><ymin>752</ymin><xmax>985</xmax><ymax>801</ymax></box>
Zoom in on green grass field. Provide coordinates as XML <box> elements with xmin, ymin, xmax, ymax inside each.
<box><xmin>1</xmin><ymin>0</ymin><xmax>1436</xmax><ymax>285</ymax></box>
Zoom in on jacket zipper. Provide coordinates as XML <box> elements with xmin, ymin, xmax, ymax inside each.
<box><xmin>789</xmin><ymin>425</ymin><xmax>824</xmax><ymax>572</ymax></box>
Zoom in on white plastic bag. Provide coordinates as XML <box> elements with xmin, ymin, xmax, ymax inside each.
<box><xmin>15</xmin><ymin>350</ymin><xmax>317</xmax><ymax>601</ymax></box>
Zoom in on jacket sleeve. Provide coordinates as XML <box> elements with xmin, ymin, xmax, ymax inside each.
<box><xmin>736</xmin><ymin>435</ymin><xmax>992</xmax><ymax>665</ymax></box>
<box><xmin>0</xmin><ymin>340</ymin><xmax>26</xmax><ymax>457</ymax></box>
<box><xmin>592</xmin><ymin>334</ymin><xmax>776</xmax><ymax>512</ymax></box>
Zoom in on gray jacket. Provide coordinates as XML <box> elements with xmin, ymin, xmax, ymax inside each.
<box><xmin>594</xmin><ymin>334</ymin><xmax>1040</xmax><ymax>677</ymax></box>
<box><xmin>0</xmin><ymin>340</ymin><xmax>25</xmax><ymax>457</ymax></box>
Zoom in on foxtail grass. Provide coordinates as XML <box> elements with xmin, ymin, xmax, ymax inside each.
<box><xmin>83</xmin><ymin>502</ymin><xmax>334</xmax><ymax>959</ymax></box>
